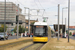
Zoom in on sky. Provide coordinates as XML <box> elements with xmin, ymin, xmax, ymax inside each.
<box><xmin>0</xmin><ymin>0</ymin><xmax>75</xmax><ymax>26</ymax></box>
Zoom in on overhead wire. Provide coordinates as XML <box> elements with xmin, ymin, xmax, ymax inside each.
<box><xmin>7</xmin><ymin>0</ymin><xmax>10</xmax><ymax>2</ymax></box>
<box><xmin>8</xmin><ymin>0</ymin><xmax>24</xmax><ymax>7</ymax></box>
<box><xmin>34</xmin><ymin>0</ymin><xmax>39</xmax><ymax>9</ymax></box>
<box><xmin>16</xmin><ymin>0</ymin><xmax>25</xmax><ymax>7</ymax></box>
<box><xmin>38</xmin><ymin>0</ymin><xmax>44</xmax><ymax>9</ymax></box>
<box><xmin>38</xmin><ymin>0</ymin><xmax>46</xmax><ymax>17</ymax></box>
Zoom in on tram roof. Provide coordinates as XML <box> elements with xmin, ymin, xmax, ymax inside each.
<box><xmin>34</xmin><ymin>22</ymin><xmax>47</xmax><ymax>26</ymax></box>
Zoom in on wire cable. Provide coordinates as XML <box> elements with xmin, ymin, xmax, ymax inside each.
<box><xmin>34</xmin><ymin>0</ymin><xmax>39</xmax><ymax>9</ymax></box>
<box><xmin>16</xmin><ymin>0</ymin><xmax>25</xmax><ymax>7</ymax></box>
<box><xmin>7</xmin><ymin>0</ymin><xmax>10</xmax><ymax>2</ymax></box>
<box><xmin>38</xmin><ymin>0</ymin><xmax>44</xmax><ymax>9</ymax></box>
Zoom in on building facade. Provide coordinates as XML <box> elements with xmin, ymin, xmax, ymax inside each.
<box><xmin>69</xmin><ymin>26</ymin><xmax>75</xmax><ymax>34</ymax></box>
<box><xmin>0</xmin><ymin>2</ymin><xmax>25</xmax><ymax>33</ymax></box>
<box><xmin>25</xmin><ymin>19</ymin><xmax>38</xmax><ymax>28</ymax></box>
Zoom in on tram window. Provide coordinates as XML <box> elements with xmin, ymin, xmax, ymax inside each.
<box><xmin>34</xmin><ymin>26</ymin><xmax>48</xmax><ymax>36</ymax></box>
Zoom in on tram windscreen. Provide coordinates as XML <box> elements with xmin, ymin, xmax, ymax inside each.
<box><xmin>34</xmin><ymin>26</ymin><xmax>48</xmax><ymax>37</ymax></box>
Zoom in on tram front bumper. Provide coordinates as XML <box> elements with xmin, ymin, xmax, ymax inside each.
<box><xmin>33</xmin><ymin>37</ymin><xmax>48</xmax><ymax>42</ymax></box>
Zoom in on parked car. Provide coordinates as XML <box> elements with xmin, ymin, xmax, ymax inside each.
<box><xmin>72</xmin><ymin>33</ymin><xmax>75</xmax><ymax>36</ymax></box>
<box><xmin>0</xmin><ymin>32</ymin><xmax>8</xmax><ymax>40</ymax></box>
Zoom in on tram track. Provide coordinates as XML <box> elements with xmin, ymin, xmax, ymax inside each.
<box><xmin>20</xmin><ymin>44</ymin><xmax>34</xmax><ymax>50</ymax></box>
<box><xmin>20</xmin><ymin>43</ymin><xmax>45</xmax><ymax>50</ymax></box>
<box><xmin>0</xmin><ymin>39</ymin><xmax>32</xmax><ymax>50</ymax></box>
<box><xmin>36</xmin><ymin>43</ymin><xmax>44</xmax><ymax>50</ymax></box>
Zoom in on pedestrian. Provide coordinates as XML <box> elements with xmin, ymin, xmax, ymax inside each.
<box><xmin>27</xmin><ymin>32</ymin><xmax>29</xmax><ymax>37</ymax></box>
<box><xmin>66</xmin><ymin>34</ymin><xmax>68</xmax><ymax>38</ymax></box>
<box><xmin>23</xmin><ymin>33</ymin><xmax>25</xmax><ymax>37</ymax></box>
<box><xmin>30</xmin><ymin>33</ymin><xmax>32</xmax><ymax>37</ymax></box>
<box><xmin>31</xmin><ymin>33</ymin><xmax>33</xmax><ymax>37</ymax></box>
<box><xmin>21</xmin><ymin>33</ymin><xmax>23</xmax><ymax>38</ymax></box>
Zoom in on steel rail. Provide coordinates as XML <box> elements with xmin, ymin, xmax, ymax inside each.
<box><xmin>20</xmin><ymin>44</ymin><xmax>34</xmax><ymax>50</ymax></box>
<box><xmin>0</xmin><ymin>39</ymin><xmax>32</xmax><ymax>48</ymax></box>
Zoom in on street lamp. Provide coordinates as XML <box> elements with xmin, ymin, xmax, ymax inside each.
<box><xmin>24</xmin><ymin>7</ymin><xmax>30</xmax><ymax>34</ymax></box>
<box><xmin>68</xmin><ymin>0</ymin><xmax>70</xmax><ymax>42</ymax></box>
<box><xmin>65</xmin><ymin>18</ymin><xmax>66</xmax><ymax>37</ymax></box>
<box><xmin>58</xmin><ymin>4</ymin><xmax>60</xmax><ymax>40</ymax></box>
<box><xmin>24</xmin><ymin>7</ymin><xmax>29</xmax><ymax>36</ymax></box>
<box><xmin>62</xmin><ymin>7</ymin><xmax>68</xmax><ymax>35</ymax></box>
<box><xmin>4</xmin><ymin>0</ymin><xmax>6</xmax><ymax>40</ymax></box>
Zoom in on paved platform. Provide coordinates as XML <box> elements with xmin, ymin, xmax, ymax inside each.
<box><xmin>41</xmin><ymin>38</ymin><xmax>75</xmax><ymax>50</ymax></box>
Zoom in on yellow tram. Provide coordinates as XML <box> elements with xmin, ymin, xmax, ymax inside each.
<box><xmin>33</xmin><ymin>22</ymin><xmax>51</xmax><ymax>42</ymax></box>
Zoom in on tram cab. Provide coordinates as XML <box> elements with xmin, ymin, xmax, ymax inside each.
<box><xmin>33</xmin><ymin>22</ymin><xmax>51</xmax><ymax>42</ymax></box>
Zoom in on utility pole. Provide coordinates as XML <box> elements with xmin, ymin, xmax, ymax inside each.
<box><xmin>4</xmin><ymin>0</ymin><xmax>6</xmax><ymax>40</ymax></box>
<box><xmin>68</xmin><ymin>0</ymin><xmax>70</xmax><ymax>42</ymax></box>
<box><xmin>58</xmin><ymin>4</ymin><xmax>60</xmax><ymax>40</ymax></box>
<box><xmin>28</xmin><ymin>9</ymin><xmax>30</xmax><ymax>35</ymax></box>
<box><xmin>17</xmin><ymin>4</ymin><xmax>19</xmax><ymax>39</ymax></box>
<box><xmin>62</xmin><ymin>7</ymin><xmax>68</xmax><ymax>35</ymax></box>
<box><xmin>65</xmin><ymin>18</ymin><xmax>66</xmax><ymax>37</ymax></box>
<box><xmin>24</xmin><ymin>8</ymin><xmax>26</xmax><ymax>35</ymax></box>
<box><xmin>62</xmin><ymin>8</ymin><xmax>63</xmax><ymax>34</ymax></box>
<box><xmin>24</xmin><ymin>7</ymin><xmax>30</xmax><ymax>34</ymax></box>
<box><xmin>65</xmin><ymin>18</ymin><xmax>66</xmax><ymax>33</ymax></box>
<box><xmin>24</xmin><ymin>8</ymin><xmax>27</xmax><ymax>36</ymax></box>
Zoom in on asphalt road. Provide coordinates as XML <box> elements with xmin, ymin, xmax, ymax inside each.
<box><xmin>8</xmin><ymin>35</ymin><xmax>21</xmax><ymax>40</ymax></box>
<box><xmin>2</xmin><ymin>35</ymin><xmax>75</xmax><ymax>40</ymax></box>
<box><xmin>69</xmin><ymin>36</ymin><xmax>75</xmax><ymax>40</ymax></box>
<box><xmin>52</xmin><ymin>36</ymin><xmax>75</xmax><ymax>40</ymax></box>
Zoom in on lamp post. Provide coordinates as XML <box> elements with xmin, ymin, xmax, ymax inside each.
<box><xmin>65</xmin><ymin>18</ymin><xmax>66</xmax><ymax>37</ymax></box>
<box><xmin>58</xmin><ymin>4</ymin><xmax>60</xmax><ymax>40</ymax></box>
<box><xmin>62</xmin><ymin>7</ymin><xmax>68</xmax><ymax>35</ymax></box>
<box><xmin>17</xmin><ymin>4</ymin><xmax>19</xmax><ymax>39</ymax></box>
<box><xmin>68</xmin><ymin>0</ymin><xmax>70</xmax><ymax>42</ymax></box>
<box><xmin>4</xmin><ymin>0</ymin><xmax>6</xmax><ymax>40</ymax></box>
<box><xmin>24</xmin><ymin>7</ymin><xmax>30</xmax><ymax>35</ymax></box>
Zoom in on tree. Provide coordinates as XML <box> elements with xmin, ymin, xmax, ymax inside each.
<box><xmin>30</xmin><ymin>22</ymin><xmax>35</xmax><ymax>33</ymax></box>
<box><xmin>31</xmin><ymin>22</ymin><xmax>35</xmax><ymax>25</ymax></box>
<box><xmin>14</xmin><ymin>26</ymin><xmax>17</xmax><ymax>33</ymax></box>
<box><xmin>0</xmin><ymin>24</ymin><xmax>7</xmax><ymax>32</ymax></box>
<box><xmin>51</xmin><ymin>30</ymin><xmax>55</xmax><ymax>34</ymax></box>
<box><xmin>14</xmin><ymin>25</ymin><xmax>25</xmax><ymax>34</ymax></box>
<box><xmin>22</xmin><ymin>26</ymin><xmax>25</xmax><ymax>33</ymax></box>
<box><xmin>69</xmin><ymin>32</ymin><xmax>72</xmax><ymax>35</ymax></box>
<box><xmin>19</xmin><ymin>25</ymin><xmax>22</xmax><ymax>34</ymax></box>
<box><xmin>26</xmin><ymin>28</ymin><xmax>28</xmax><ymax>31</ymax></box>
